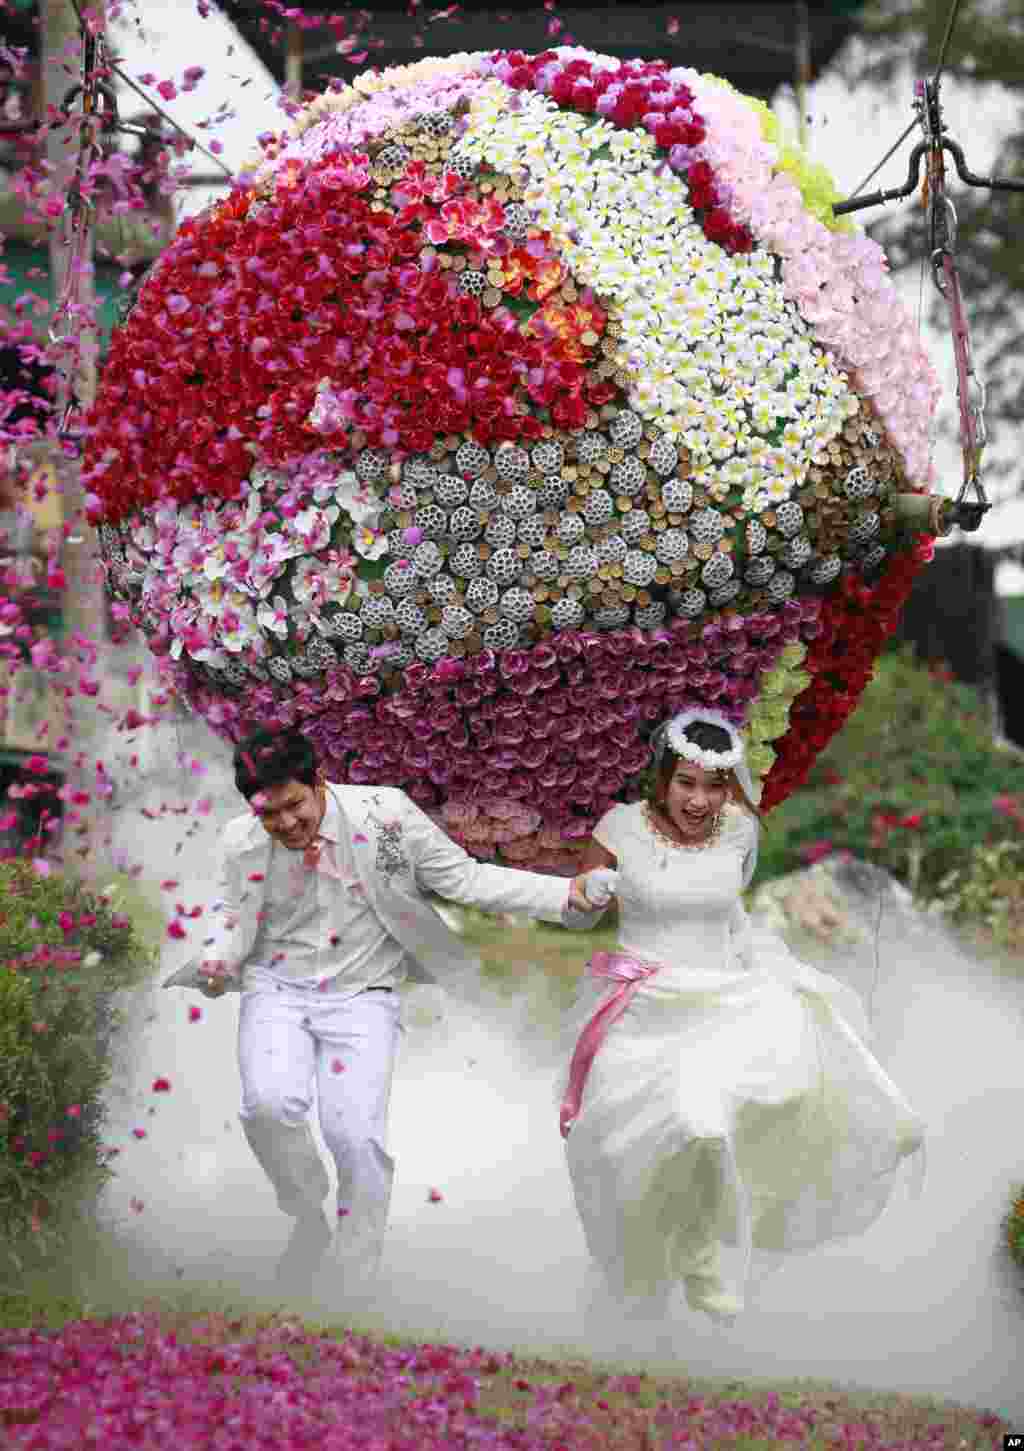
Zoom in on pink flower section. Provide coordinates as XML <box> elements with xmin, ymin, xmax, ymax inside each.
<box><xmin>681</xmin><ymin>75</ymin><xmax>941</xmax><ymax>486</ymax></box>
<box><xmin>269</xmin><ymin>72</ymin><xmax>492</xmax><ymax>172</ymax></box>
<box><xmin>162</xmin><ymin>603</ymin><xmax>823</xmax><ymax>870</ymax></box>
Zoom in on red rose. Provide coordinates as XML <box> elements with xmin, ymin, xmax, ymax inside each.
<box><xmin>551</xmin><ymin>73</ymin><xmax>576</xmax><ymax>106</ymax></box>
<box><xmin>654</xmin><ymin>121</ymin><xmax>683</xmax><ymax>149</ymax></box>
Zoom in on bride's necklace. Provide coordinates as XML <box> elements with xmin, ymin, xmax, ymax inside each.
<box><xmin>643</xmin><ymin>801</ymin><xmax>723</xmax><ymax>852</ymax></box>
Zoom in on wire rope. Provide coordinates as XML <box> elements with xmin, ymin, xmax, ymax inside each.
<box><xmin>933</xmin><ymin>0</ymin><xmax>965</xmax><ymax>85</ymax></box>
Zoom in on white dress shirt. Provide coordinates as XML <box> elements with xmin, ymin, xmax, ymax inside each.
<box><xmin>164</xmin><ymin>783</ymin><xmax>574</xmax><ymax>998</ymax></box>
<box><xmin>245</xmin><ymin>790</ymin><xmax>408</xmax><ymax>995</ymax></box>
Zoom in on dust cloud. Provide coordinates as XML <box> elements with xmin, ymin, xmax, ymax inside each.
<box><xmin>80</xmin><ymin>715</ymin><xmax>1023</xmax><ymax>1423</ymax></box>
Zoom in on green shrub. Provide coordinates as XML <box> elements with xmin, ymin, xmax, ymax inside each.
<box><xmin>756</xmin><ymin>647</ymin><xmax>1024</xmax><ymax>908</ymax></box>
<box><xmin>0</xmin><ymin>860</ymin><xmax>158</xmax><ymax>1270</ymax></box>
<box><xmin>1005</xmin><ymin>1184</ymin><xmax>1024</xmax><ymax>1273</ymax></box>
<box><xmin>932</xmin><ymin>839</ymin><xmax>1024</xmax><ymax>955</ymax></box>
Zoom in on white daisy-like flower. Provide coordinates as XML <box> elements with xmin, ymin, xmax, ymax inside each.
<box><xmin>721</xmin><ymin>456</ymin><xmax>752</xmax><ymax>488</ymax></box>
<box><xmin>621</xmin><ymin>296</ymin><xmax>654</xmax><ymax>329</ymax></box>
<box><xmin>630</xmin><ymin>377</ymin><xmax>659</xmax><ymax>410</ymax></box>
<box><xmin>708</xmin><ymin>430</ymin><xmax>738</xmax><ymax>462</ymax></box>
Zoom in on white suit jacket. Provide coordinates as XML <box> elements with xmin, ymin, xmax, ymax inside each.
<box><xmin>162</xmin><ymin>783</ymin><xmax>573</xmax><ymax>993</ymax></box>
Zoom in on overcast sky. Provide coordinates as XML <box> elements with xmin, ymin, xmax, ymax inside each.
<box><xmin>106</xmin><ymin>4</ymin><xmax>1023</xmax><ymax>588</ymax></box>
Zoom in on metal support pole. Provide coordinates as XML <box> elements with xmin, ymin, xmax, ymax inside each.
<box><xmin>286</xmin><ymin>22</ymin><xmax>303</xmax><ymax>101</ymax></box>
<box><xmin>795</xmin><ymin>0</ymin><xmax>811</xmax><ymax>152</ymax></box>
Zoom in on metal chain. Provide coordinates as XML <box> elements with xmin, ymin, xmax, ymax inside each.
<box><xmin>49</xmin><ymin>26</ymin><xmax>119</xmax><ymax>441</ymax></box>
<box><xmin>916</xmin><ymin>78</ymin><xmax>988</xmax><ymax>511</ymax></box>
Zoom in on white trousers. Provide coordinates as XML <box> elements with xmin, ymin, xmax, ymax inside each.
<box><xmin>237</xmin><ymin>976</ymin><xmax>401</xmax><ymax>1254</ymax></box>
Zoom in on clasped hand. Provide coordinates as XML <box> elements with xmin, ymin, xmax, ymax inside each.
<box><xmin>568</xmin><ymin>867</ymin><xmax>620</xmax><ymax>912</ymax></box>
<box><xmin>199</xmin><ymin>962</ymin><xmax>231</xmax><ymax>999</ymax></box>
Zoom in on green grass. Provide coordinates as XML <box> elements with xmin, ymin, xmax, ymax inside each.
<box><xmin>0</xmin><ymin>1255</ymin><xmax>1009</xmax><ymax>1447</ymax></box>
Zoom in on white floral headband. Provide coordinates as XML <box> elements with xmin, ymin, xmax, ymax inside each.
<box><xmin>653</xmin><ymin>709</ymin><xmax>745</xmax><ymax>774</ymax></box>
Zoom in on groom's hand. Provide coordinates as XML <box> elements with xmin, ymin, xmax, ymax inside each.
<box><xmin>572</xmin><ymin>868</ymin><xmax>619</xmax><ymax>911</ymax></box>
<box><xmin>569</xmin><ymin>870</ymin><xmax>618</xmax><ymax>912</ymax></box>
<box><xmin>199</xmin><ymin>961</ymin><xmax>230</xmax><ymax>998</ymax></box>
<box><xmin>567</xmin><ymin>876</ymin><xmax>592</xmax><ymax>913</ymax></box>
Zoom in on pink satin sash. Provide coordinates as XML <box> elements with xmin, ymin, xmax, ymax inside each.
<box><xmin>560</xmin><ymin>949</ymin><xmax>662</xmax><ymax>1139</ymax></box>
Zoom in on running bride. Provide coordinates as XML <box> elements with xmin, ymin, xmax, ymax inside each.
<box><xmin>560</xmin><ymin>709</ymin><xmax>925</xmax><ymax>1323</ymax></box>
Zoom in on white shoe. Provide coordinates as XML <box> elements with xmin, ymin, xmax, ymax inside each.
<box><xmin>681</xmin><ymin>1241</ymin><xmax>743</xmax><ymax>1324</ymax></box>
<box><xmin>274</xmin><ymin>1210</ymin><xmax>333</xmax><ymax>1294</ymax></box>
<box><xmin>683</xmin><ymin>1275</ymin><xmax>743</xmax><ymax>1324</ymax></box>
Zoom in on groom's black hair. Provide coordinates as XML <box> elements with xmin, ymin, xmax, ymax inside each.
<box><xmin>233</xmin><ymin>726</ymin><xmax>319</xmax><ymax>800</ymax></box>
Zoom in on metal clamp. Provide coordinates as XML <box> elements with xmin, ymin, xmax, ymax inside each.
<box><xmin>832</xmin><ymin>76</ymin><xmax>997</xmax><ymax>534</ymax></box>
<box><xmin>59</xmin><ymin>79</ymin><xmax>120</xmax><ymax>135</ymax></box>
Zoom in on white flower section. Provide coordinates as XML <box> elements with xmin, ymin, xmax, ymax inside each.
<box><xmin>118</xmin><ymin>459</ymin><xmax>366</xmax><ymax>666</ymax></box>
<box><xmin>313</xmin><ymin>468</ymin><xmax>385</xmax><ymax>532</ymax></box>
<box><xmin>291</xmin><ymin>557</ymin><xmax>353</xmax><ymax>612</ymax></box>
<box><xmin>455</xmin><ymin>83</ymin><xmax>858</xmax><ymax>507</ymax></box>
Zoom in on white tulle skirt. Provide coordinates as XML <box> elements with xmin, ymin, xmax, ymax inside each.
<box><xmin>559</xmin><ymin>925</ymin><xmax>926</xmax><ymax>1306</ymax></box>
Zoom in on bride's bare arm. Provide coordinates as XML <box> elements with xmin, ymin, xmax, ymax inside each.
<box><xmin>578</xmin><ymin>840</ymin><xmax>617</xmax><ymax>874</ymax></box>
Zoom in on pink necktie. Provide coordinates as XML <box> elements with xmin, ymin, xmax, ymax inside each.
<box><xmin>303</xmin><ymin>836</ymin><xmax>345</xmax><ymax>881</ymax></box>
<box><xmin>560</xmin><ymin>949</ymin><xmax>662</xmax><ymax>1139</ymax></box>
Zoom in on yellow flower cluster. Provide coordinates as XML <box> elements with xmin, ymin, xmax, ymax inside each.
<box><xmin>742</xmin><ymin>642</ymin><xmax>811</xmax><ymax>781</ymax></box>
<box><xmin>702</xmin><ymin>73</ymin><xmax>855</xmax><ymax>237</ymax></box>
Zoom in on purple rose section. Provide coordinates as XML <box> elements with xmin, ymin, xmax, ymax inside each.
<box><xmin>162</xmin><ymin>601</ymin><xmax>821</xmax><ymax>869</ymax></box>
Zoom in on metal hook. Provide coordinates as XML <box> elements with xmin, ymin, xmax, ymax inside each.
<box><xmin>59</xmin><ymin>80</ymin><xmax>120</xmax><ymax>134</ymax></box>
<box><xmin>832</xmin><ymin>136</ymin><xmax>1024</xmax><ymax>217</ymax></box>
<box><xmin>930</xmin><ymin>193</ymin><xmax>957</xmax><ymax>255</ymax></box>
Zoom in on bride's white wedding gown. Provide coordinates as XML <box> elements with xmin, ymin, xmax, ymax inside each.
<box><xmin>562</xmin><ymin>799</ymin><xmax>925</xmax><ymax>1311</ymax></box>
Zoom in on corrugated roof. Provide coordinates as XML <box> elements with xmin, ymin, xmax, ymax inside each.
<box><xmin>214</xmin><ymin>1</ymin><xmax>863</xmax><ymax>100</ymax></box>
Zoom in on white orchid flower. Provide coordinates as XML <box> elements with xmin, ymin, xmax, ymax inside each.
<box><xmin>353</xmin><ymin>524</ymin><xmax>388</xmax><ymax>560</ymax></box>
<box><xmin>333</xmin><ymin>471</ymin><xmax>384</xmax><ymax>530</ymax></box>
<box><xmin>257</xmin><ymin>595</ymin><xmax>291</xmax><ymax>639</ymax></box>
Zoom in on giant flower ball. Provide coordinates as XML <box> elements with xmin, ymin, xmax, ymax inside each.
<box><xmin>86</xmin><ymin>49</ymin><xmax>941</xmax><ymax>873</ymax></box>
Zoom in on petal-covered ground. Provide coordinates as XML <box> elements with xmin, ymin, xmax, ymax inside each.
<box><xmin>0</xmin><ymin>1309</ymin><xmax>1010</xmax><ymax>1450</ymax></box>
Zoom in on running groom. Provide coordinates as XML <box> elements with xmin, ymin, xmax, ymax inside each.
<box><xmin>164</xmin><ymin>726</ymin><xmax>594</xmax><ymax>1292</ymax></box>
